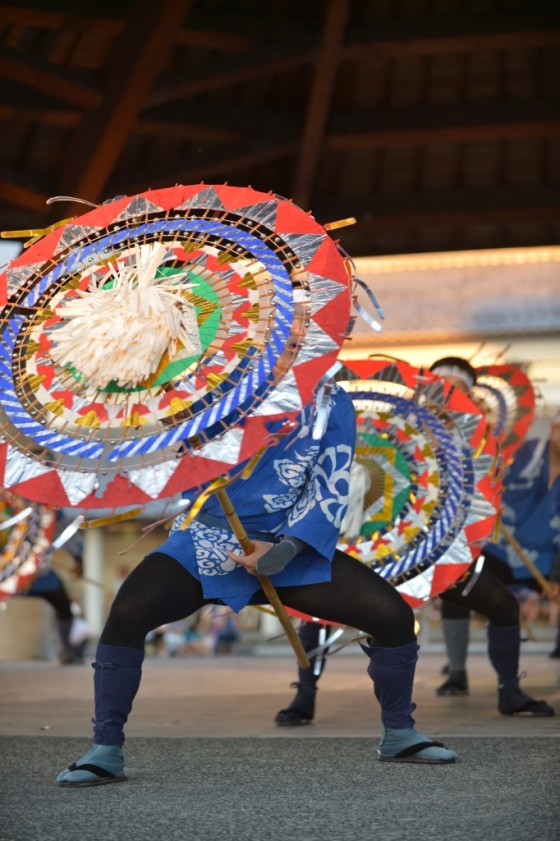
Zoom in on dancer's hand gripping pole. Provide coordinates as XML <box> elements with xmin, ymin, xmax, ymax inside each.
<box><xmin>214</xmin><ymin>487</ymin><xmax>310</xmax><ymax>669</ymax></box>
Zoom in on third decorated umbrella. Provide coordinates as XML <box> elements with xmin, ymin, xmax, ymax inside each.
<box><xmin>471</xmin><ymin>363</ymin><xmax>536</xmax><ymax>468</ymax></box>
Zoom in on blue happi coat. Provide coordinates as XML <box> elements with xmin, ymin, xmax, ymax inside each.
<box><xmin>486</xmin><ymin>438</ymin><xmax>560</xmax><ymax>580</ymax></box>
<box><xmin>156</xmin><ymin>384</ymin><xmax>356</xmax><ymax>610</ymax></box>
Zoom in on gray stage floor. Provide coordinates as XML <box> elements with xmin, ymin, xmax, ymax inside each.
<box><xmin>0</xmin><ymin>651</ymin><xmax>559</xmax><ymax>841</ymax></box>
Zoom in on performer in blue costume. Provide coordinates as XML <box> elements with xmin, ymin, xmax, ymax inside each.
<box><xmin>57</xmin><ymin>384</ymin><xmax>459</xmax><ymax>787</ymax></box>
<box><xmin>277</xmin><ymin>362</ymin><xmax>557</xmax><ymax>727</ymax></box>
<box><xmin>485</xmin><ymin>419</ymin><xmax>560</xmax><ymax>583</ymax></box>
<box><xmin>431</xmin><ymin>359</ymin><xmax>558</xmax><ymax>715</ymax></box>
<box><xmin>471</xmin><ymin>415</ymin><xmax>560</xmax><ymax>660</ymax></box>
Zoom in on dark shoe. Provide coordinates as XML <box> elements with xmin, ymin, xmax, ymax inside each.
<box><xmin>436</xmin><ymin>671</ymin><xmax>468</xmax><ymax>696</ymax></box>
<box><xmin>498</xmin><ymin>686</ymin><xmax>555</xmax><ymax>717</ymax></box>
<box><xmin>275</xmin><ymin>707</ymin><xmax>314</xmax><ymax>726</ymax></box>
<box><xmin>549</xmin><ymin>648</ymin><xmax>560</xmax><ymax>660</ymax></box>
<box><xmin>275</xmin><ymin>683</ymin><xmax>315</xmax><ymax>726</ymax></box>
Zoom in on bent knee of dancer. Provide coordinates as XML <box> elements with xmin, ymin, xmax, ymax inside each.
<box><xmin>365</xmin><ymin>604</ymin><xmax>415</xmax><ymax>646</ymax></box>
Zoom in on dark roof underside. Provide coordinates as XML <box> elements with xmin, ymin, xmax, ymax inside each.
<box><xmin>1</xmin><ymin>0</ymin><xmax>559</xmax><ymax>256</ymax></box>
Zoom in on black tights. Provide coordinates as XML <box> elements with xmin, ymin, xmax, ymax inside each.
<box><xmin>33</xmin><ymin>588</ymin><xmax>73</xmax><ymax>621</ymax></box>
<box><xmin>440</xmin><ymin>553</ymin><xmax>520</xmax><ymax>626</ymax></box>
<box><xmin>101</xmin><ymin>549</ymin><xmax>415</xmax><ymax>650</ymax></box>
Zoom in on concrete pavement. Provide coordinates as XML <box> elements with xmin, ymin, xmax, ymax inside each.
<box><xmin>0</xmin><ymin>650</ymin><xmax>559</xmax><ymax>841</ymax></box>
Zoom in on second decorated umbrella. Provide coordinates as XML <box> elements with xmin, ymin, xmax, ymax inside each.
<box><xmin>336</xmin><ymin>358</ymin><xmax>501</xmax><ymax>608</ymax></box>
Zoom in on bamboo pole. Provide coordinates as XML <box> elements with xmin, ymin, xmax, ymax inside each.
<box><xmin>214</xmin><ymin>487</ymin><xmax>310</xmax><ymax>669</ymax></box>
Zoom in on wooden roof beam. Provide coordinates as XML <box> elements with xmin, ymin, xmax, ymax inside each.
<box><xmin>145</xmin><ymin>50</ymin><xmax>311</xmax><ymax>109</ymax></box>
<box><xmin>0</xmin><ymin>5</ymin><xmax>121</xmax><ymax>35</ymax></box>
<box><xmin>134</xmin><ymin>118</ymin><xmax>244</xmax><ymax>143</ymax></box>
<box><xmin>318</xmin><ymin>185</ymin><xmax>560</xmax><ymax>231</ymax></box>
<box><xmin>344</xmin><ymin>11</ymin><xmax>560</xmax><ymax>58</ymax></box>
<box><xmin>139</xmin><ymin>99</ymin><xmax>296</xmax><ymax>135</ymax></box>
<box><xmin>291</xmin><ymin>0</ymin><xmax>351</xmax><ymax>209</ymax></box>
<box><xmin>0</xmin><ymin>105</ymin><xmax>80</xmax><ymax>127</ymax></box>
<box><xmin>0</xmin><ymin>6</ymin><xmax>255</xmax><ymax>50</ymax></box>
<box><xmin>0</xmin><ymin>178</ymin><xmax>48</xmax><ymax>214</ymax></box>
<box><xmin>0</xmin><ymin>45</ymin><xmax>100</xmax><ymax>108</ymax></box>
<box><xmin>112</xmin><ymin>139</ymin><xmax>298</xmax><ymax>195</ymax></box>
<box><xmin>174</xmin><ymin>30</ymin><xmax>257</xmax><ymax>51</ymax></box>
<box><xmin>345</xmin><ymin>30</ymin><xmax>560</xmax><ymax>59</ymax></box>
<box><xmin>57</xmin><ymin>0</ymin><xmax>194</xmax><ymax>208</ymax></box>
<box><xmin>327</xmin><ymin>101</ymin><xmax>560</xmax><ymax>148</ymax></box>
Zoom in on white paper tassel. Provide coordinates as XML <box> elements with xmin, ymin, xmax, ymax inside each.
<box><xmin>340</xmin><ymin>461</ymin><xmax>372</xmax><ymax>537</ymax></box>
<box><xmin>50</xmin><ymin>243</ymin><xmax>202</xmax><ymax>389</ymax></box>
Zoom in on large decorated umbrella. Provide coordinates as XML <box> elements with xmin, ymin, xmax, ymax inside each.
<box><xmin>335</xmin><ymin>359</ymin><xmax>501</xmax><ymax>608</ymax></box>
<box><xmin>0</xmin><ymin>183</ymin><xmax>354</xmax><ymax>665</ymax></box>
<box><xmin>0</xmin><ymin>491</ymin><xmax>56</xmax><ymax>599</ymax></box>
<box><xmin>471</xmin><ymin>363</ymin><xmax>536</xmax><ymax>467</ymax></box>
<box><xmin>0</xmin><ymin>184</ymin><xmax>351</xmax><ymax>509</ymax></box>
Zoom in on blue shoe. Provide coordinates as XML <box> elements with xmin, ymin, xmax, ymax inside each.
<box><xmin>378</xmin><ymin>727</ymin><xmax>459</xmax><ymax>764</ymax></box>
<box><xmin>57</xmin><ymin>744</ymin><xmax>127</xmax><ymax>787</ymax></box>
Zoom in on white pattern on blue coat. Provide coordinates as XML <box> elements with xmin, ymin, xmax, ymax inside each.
<box><xmin>154</xmin><ymin>384</ymin><xmax>356</xmax><ymax>611</ymax></box>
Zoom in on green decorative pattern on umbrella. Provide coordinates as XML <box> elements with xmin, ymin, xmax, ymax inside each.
<box><xmin>357</xmin><ymin>432</ymin><xmax>411</xmax><ymax>535</ymax></box>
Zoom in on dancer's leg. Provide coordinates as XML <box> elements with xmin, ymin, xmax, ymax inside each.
<box><xmin>275</xmin><ymin>551</ymin><xmax>458</xmax><ymax>762</ymax></box>
<box><xmin>436</xmin><ymin>598</ymin><xmax>470</xmax><ymax>695</ymax></box>
<box><xmin>443</xmin><ymin>562</ymin><xmax>555</xmax><ymax>716</ymax></box>
<box><xmin>58</xmin><ymin>553</ymin><xmax>208</xmax><ymax>786</ymax></box>
<box><xmin>275</xmin><ymin>620</ymin><xmax>331</xmax><ymax>725</ymax></box>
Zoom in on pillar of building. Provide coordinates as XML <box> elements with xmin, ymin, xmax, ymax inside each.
<box><xmin>82</xmin><ymin>527</ymin><xmax>105</xmax><ymax>638</ymax></box>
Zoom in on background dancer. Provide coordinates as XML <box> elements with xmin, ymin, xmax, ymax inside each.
<box><xmin>431</xmin><ymin>358</ymin><xmax>557</xmax><ymax>716</ymax></box>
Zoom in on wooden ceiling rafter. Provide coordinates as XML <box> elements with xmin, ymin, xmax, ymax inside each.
<box><xmin>0</xmin><ymin>44</ymin><xmax>101</xmax><ymax>107</ymax></box>
<box><xmin>344</xmin><ymin>10</ymin><xmax>560</xmax><ymax>57</ymax></box>
<box><xmin>134</xmin><ymin>118</ymin><xmax>244</xmax><ymax>143</ymax></box>
<box><xmin>145</xmin><ymin>49</ymin><xmax>313</xmax><ymax>109</ymax></box>
<box><xmin>56</xmin><ymin>0</ymin><xmax>194</xmax><ymax>210</ymax></box>
<box><xmin>0</xmin><ymin>5</ymin><xmax>122</xmax><ymax>35</ymax></box>
<box><xmin>327</xmin><ymin>105</ymin><xmax>560</xmax><ymax>149</ymax></box>
<box><xmin>291</xmin><ymin>0</ymin><xmax>352</xmax><ymax>208</ymax></box>
<box><xmin>0</xmin><ymin>5</ymin><xmax>257</xmax><ymax>51</ymax></box>
<box><xmin>320</xmin><ymin>184</ymin><xmax>560</xmax><ymax>229</ymax></box>
<box><xmin>0</xmin><ymin>177</ymin><xmax>48</xmax><ymax>213</ymax></box>
<box><xmin>345</xmin><ymin>29</ymin><xmax>560</xmax><ymax>60</ymax></box>
<box><xmin>0</xmin><ymin>104</ymin><xmax>80</xmax><ymax>126</ymax></box>
<box><xmin>112</xmin><ymin>138</ymin><xmax>300</xmax><ymax>196</ymax></box>
<box><xmin>174</xmin><ymin>29</ymin><xmax>257</xmax><ymax>51</ymax></box>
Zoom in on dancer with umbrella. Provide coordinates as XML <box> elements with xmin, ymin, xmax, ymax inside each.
<box><xmin>429</xmin><ymin>357</ymin><xmax>556</xmax><ymax>715</ymax></box>
<box><xmin>0</xmin><ymin>184</ymin><xmax>458</xmax><ymax>785</ymax></box>
<box><xmin>275</xmin><ymin>357</ymin><xmax>502</xmax><ymax>725</ymax></box>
